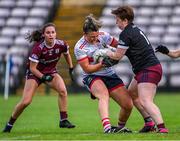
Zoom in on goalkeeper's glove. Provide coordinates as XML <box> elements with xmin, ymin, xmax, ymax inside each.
<box><xmin>155</xmin><ymin>45</ymin><xmax>169</xmax><ymax>54</ymax></box>
<box><xmin>69</xmin><ymin>67</ymin><xmax>74</xmax><ymax>82</ymax></box>
<box><xmin>41</xmin><ymin>74</ymin><xmax>53</xmax><ymax>82</ymax></box>
<box><xmin>102</xmin><ymin>56</ymin><xmax>119</xmax><ymax>67</ymax></box>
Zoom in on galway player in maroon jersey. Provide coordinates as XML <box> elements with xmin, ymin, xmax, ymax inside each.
<box><xmin>108</xmin><ymin>6</ymin><xmax>168</xmax><ymax>133</ymax></box>
<box><xmin>3</xmin><ymin>23</ymin><xmax>75</xmax><ymax>133</ymax></box>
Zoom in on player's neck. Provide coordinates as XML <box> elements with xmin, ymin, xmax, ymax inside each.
<box><xmin>45</xmin><ymin>40</ymin><xmax>55</xmax><ymax>48</ymax></box>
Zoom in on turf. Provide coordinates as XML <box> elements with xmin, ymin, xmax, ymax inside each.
<box><xmin>0</xmin><ymin>92</ymin><xmax>180</xmax><ymax>140</ymax></box>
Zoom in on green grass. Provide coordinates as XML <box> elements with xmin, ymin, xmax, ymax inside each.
<box><xmin>0</xmin><ymin>92</ymin><xmax>180</xmax><ymax>140</ymax></box>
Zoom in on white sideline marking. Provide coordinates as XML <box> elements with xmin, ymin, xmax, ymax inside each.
<box><xmin>0</xmin><ymin>134</ymin><xmax>40</xmax><ymax>140</ymax></box>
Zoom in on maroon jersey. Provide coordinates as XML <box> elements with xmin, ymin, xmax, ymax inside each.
<box><xmin>28</xmin><ymin>39</ymin><xmax>69</xmax><ymax>74</ymax></box>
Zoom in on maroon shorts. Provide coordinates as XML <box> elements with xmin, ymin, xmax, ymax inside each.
<box><xmin>134</xmin><ymin>64</ymin><xmax>162</xmax><ymax>85</ymax></box>
<box><xmin>26</xmin><ymin>70</ymin><xmax>57</xmax><ymax>85</ymax></box>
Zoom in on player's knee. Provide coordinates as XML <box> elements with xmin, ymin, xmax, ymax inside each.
<box><xmin>124</xmin><ymin>101</ymin><xmax>133</xmax><ymax>111</ymax></box>
<box><xmin>21</xmin><ymin>99</ymin><xmax>32</xmax><ymax>107</ymax></box>
<box><xmin>139</xmin><ymin>98</ymin><xmax>149</xmax><ymax>108</ymax></box>
<box><xmin>97</xmin><ymin>92</ymin><xmax>109</xmax><ymax>101</ymax></box>
<box><xmin>58</xmin><ymin>90</ymin><xmax>67</xmax><ymax>97</ymax></box>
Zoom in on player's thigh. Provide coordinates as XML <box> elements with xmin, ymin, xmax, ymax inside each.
<box><xmin>138</xmin><ymin>83</ymin><xmax>157</xmax><ymax>102</ymax></box>
<box><xmin>91</xmin><ymin>79</ymin><xmax>109</xmax><ymax>99</ymax></box>
<box><xmin>21</xmin><ymin>79</ymin><xmax>38</xmax><ymax>102</ymax></box>
<box><xmin>48</xmin><ymin>73</ymin><xmax>67</xmax><ymax>94</ymax></box>
<box><xmin>110</xmin><ymin>86</ymin><xmax>133</xmax><ymax>108</ymax></box>
<box><xmin>128</xmin><ymin>78</ymin><xmax>138</xmax><ymax>99</ymax></box>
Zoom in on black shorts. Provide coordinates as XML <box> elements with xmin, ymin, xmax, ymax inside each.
<box><xmin>83</xmin><ymin>73</ymin><xmax>124</xmax><ymax>99</ymax></box>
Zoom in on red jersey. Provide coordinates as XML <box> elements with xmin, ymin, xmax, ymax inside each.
<box><xmin>28</xmin><ymin>39</ymin><xmax>69</xmax><ymax>74</ymax></box>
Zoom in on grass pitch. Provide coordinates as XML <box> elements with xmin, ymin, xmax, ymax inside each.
<box><xmin>0</xmin><ymin>92</ymin><xmax>180</xmax><ymax>140</ymax></box>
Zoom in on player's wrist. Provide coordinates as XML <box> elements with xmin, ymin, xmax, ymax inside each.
<box><xmin>41</xmin><ymin>74</ymin><xmax>53</xmax><ymax>82</ymax></box>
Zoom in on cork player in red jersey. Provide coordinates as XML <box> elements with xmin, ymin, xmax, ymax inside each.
<box><xmin>3</xmin><ymin>23</ymin><xmax>75</xmax><ymax>133</ymax></box>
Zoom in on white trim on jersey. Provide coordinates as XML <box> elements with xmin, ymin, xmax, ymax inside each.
<box><xmin>117</xmin><ymin>44</ymin><xmax>129</xmax><ymax>49</ymax></box>
<box><xmin>29</xmin><ymin>57</ymin><xmax>39</xmax><ymax>63</ymax></box>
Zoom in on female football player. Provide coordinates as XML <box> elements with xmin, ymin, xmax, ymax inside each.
<box><xmin>74</xmin><ymin>14</ymin><xmax>133</xmax><ymax>133</ymax></box>
<box><xmin>156</xmin><ymin>45</ymin><xmax>180</xmax><ymax>58</ymax></box>
<box><xmin>3</xmin><ymin>23</ymin><xmax>75</xmax><ymax>132</ymax></box>
<box><xmin>108</xmin><ymin>5</ymin><xmax>168</xmax><ymax>133</ymax></box>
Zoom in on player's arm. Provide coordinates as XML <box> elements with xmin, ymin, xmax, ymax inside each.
<box><xmin>168</xmin><ymin>50</ymin><xmax>180</xmax><ymax>58</ymax></box>
<box><xmin>63</xmin><ymin>52</ymin><xmax>73</xmax><ymax>68</ymax></box>
<box><xmin>29</xmin><ymin>61</ymin><xmax>43</xmax><ymax>78</ymax></box>
<box><xmin>106</xmin><ymin>32</ymin><xmax>128</xmax><ymax>60</ymax></box>
<box><xmin>63</xmin><ymin>52</ymin><xmax>74</xmax><ymax>81</ymax></box>
<box><xmin>156</xmin><ymin>45</ymin><xmax>180</xmax><ymax>58</ymax></box>
<box><xmin>109</xmin><ymin>37</ymin><xmax>119</xmax><ymax>47</ymax></box>
<box><xmin>78</xmin><ymin>58</ymin><xmax>103</xmax><ymax>73</ymax></box>
<box><xmin>30</xmin><ymin>61</ymin><xmax>53</xmax><ymax>82</ymax></box>
<box><xmin>107</xmin><ymin>47</ymin><xmax>127</xmax><ymax>60</ymax></box>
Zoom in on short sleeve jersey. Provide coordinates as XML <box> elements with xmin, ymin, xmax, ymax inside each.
<box><xmin>118</xmin><ymin>23</ymin><xmax>160</xmax><ymax>73</ymax></box>
<box><xmin>74</xmin><ymin>31</ymin><xmax>116</xmax><ymax>77</ymax></box>
<box><xmin>28</xmin><ymin>39</ymin><xmax>69</xmax><ymax>74</ymax></box>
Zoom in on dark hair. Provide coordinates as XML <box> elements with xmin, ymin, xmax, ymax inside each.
<box><xmin>83</xmin><ymin>14</ymin><xmax>102</xmax><ymax>34</ymax></box>
<box><xmin>111</xmin><ymin>5</ymin><xmax>134</xmax><ymax>23</ymax></box>
<box><xmin>26</xmin><ymin>23</ymin><xmax>56</xmax><ymax>43</ymax></box>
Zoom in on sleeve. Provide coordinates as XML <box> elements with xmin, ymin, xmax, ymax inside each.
<box><xmin>117</xmin><ymin>31</ymin><xmax>130</xmax><ymax>49</ymax></box>
<box><xmin>74</xmin><ymin>46</ymin><xmax>87</xmax><ymax>62</ymax></box>
<box><xmin>63</xmin><ymin>41</ymin><xmax>69</xmax><ymax>54</ymax></box>
<box><xmin>28</xmin><ymin>44</ymin><xmax>41</xmax><ymax>63</ymax></box>
<box><xmin>100</xmin><ymin>32</ymin><xmax>114</xmax><ymax>46</ymax></box>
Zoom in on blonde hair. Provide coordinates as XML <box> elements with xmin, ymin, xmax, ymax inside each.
<box><xmin>83</xmin><ymin>14</ymin><xmax>102</xmax><ymax>33</ymax></box>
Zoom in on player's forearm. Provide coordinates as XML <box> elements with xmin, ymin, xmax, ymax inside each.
<box><xmin>107</xmin><ymin>49</ymin><xmax>125</xmax><ymax>61</ymax></box>
<box><xmin>30</xmin><ymin>67</ymin><xmax>43</xmax><ymax>79</ymax></box>
<box><xmin>30</xmin><ymin>62</ymin><xmax>43</xmax><ymax>78</ymax></box>
<box><xmin>83</xmin><ymin>63</ymin><xmax>102</xmax><ymax>73</ymax></box>
<box><xmin>64</xmin><ymin>54</ymin><xmax>73</xmax><ymax>68</ymax></box>
<box><xmin>168</xmin><ymin>50</ymin><xmax>180</xmax><ymax>58</ymax></box>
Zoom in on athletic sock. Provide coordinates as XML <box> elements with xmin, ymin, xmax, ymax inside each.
<box><xmin>157</xmin><ymin>123</ymin><xmax>165</xmax><ymax>129</ymax></box>
<box><xmin>144</xmin><ymin>116</ymin><xmax>153</xmax><ymax>123</ymax></box>
<box><xmin>118</xmin><ymin>121</ymin><xmax>126</xmax><ymax>128</ymax></box>
<box><xmin>60</xmin><ymin>111</ymin><xmax>68</xmax><ymax>121</ymax></box>
<box><xmin>102</xmin><ymin>118</ymin><xmax>111</xmax><ymax>133</ymax></box>
<box><xmin>8</xmin><ymin>116</ymin><xmax>16</xmax><ymax>125</ymax></box>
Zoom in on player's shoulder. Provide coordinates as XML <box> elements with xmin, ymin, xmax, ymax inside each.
<box><xmin>55</xmin><ymin>39</ymin><xmax>67</xmax><ymax>46</ymax></box>
<box><xmin>74</xmin><ymin>37</ymin><xmax>88</xmax><ymax>50</ymax></box>
<box><xmin>33</xmin><ymin>40</ymin><xmax>44</xmax><ymax>50</ymax></box>
<box><xmin>99</xmin><ymin>31</ymin><xmax>110</xmax><ymax>37</ymax></box>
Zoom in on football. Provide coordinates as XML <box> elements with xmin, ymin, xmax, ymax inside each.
<box><xmin>93</xmin><ymin>47</ymin><xmax>116</xmax><ymax>63</ymax></box>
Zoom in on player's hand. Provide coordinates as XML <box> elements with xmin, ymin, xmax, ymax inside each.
<box><xmin>69</xmin><ymin>67</ymin><xmax>74</xmax><ymax>81</ymax></box>
<box><xmin>155</xmin><ymin>45</ymin><xmax>169</xmax><ymax>54</ymax></box>
<box><xmin>41</xmin><ymin>74</ymin><xmax>53</xmax><ymax>82</ymax></box>
<box><xmin>102</xmin><ymin>56</ymin><xmax>119</xmax><ymax>67</ymax></box>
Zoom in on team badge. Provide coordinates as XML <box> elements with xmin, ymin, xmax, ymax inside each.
<box><xmin>55</xmin><ymin>49</ymin><xmax>60</xmax><ymax>54</ymax></box>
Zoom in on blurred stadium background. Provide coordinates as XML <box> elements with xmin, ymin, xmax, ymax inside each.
<box><xmin>0</xmin><ymin>0</ymin><xmax>180</xmax><ymax>96</ymax></box>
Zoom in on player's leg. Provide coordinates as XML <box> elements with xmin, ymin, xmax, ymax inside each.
<box><xmin>90</xmin><ymin>79</ymin><xmax>112</xmax><ymax>133</ymax></box>
<box><xmin>110</xmin><ymin>86</ymin><xmax>133</xmax><ymax>133</ymax></box>
<box><xmin>138</xmin><ymin>83</ymin><xmax>168</xmax><ymax>133</ymax></box>
<box><xmin>128</xmin><ymin>78</ymin><xmax>155</xmax><ymax>133</ymax></box>
<box><xmin>48</xmin><ymin>73</ymin><xmax>75</xmax><ymax>128</ymax></box>
<box><xmin>3</xmin><ymin>79</ymin><xmax>38</xmax><ymax>132</ymax></box>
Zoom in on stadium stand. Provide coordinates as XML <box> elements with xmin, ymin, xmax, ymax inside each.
<box><xmin>0</xmin><ymin>0</ymin><xmax>60</xmax><ymax>94</ymax></box>
<box><xmin>53</xmin><ymin>0</ymin><xmax>105</xmax><ymax>91</ymax></box>
<box><xmin>99</xmin><ymin>0</ymin><xmax>180</xmax><ymax>89</ymax></box>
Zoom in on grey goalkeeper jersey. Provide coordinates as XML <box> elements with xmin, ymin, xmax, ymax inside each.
<box><xmin>74</xmin><ymin>31</ymin><xmax>116</xmax><ymax>78</ymax></box>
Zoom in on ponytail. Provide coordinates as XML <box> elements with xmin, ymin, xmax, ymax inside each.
<box><xmin>25</xmin><ymin>29</ymin><xmax>43</xmax><ymax>43</ymax></box>
<box><xmin>25</xmin><ymin>22</ymin><xmax>56</xmax><ymax>43</ymax></box>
